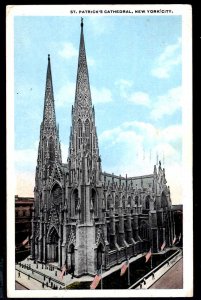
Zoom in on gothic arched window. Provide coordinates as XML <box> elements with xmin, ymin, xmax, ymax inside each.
<box><xmin>85</xmin><ymin>119</ymin><xmax>90</xmax><ymax>149</ymax></box>
<box><xmin>78</xmin><ymin>119</ymin><xmax>82</xmax><ymax>149</ymax></box>
<box><xmin>135</xmin><ymin>196</ymin><xmax>138</xmax><ymax>206</ymax></box>
<box><xmin>91</xmin><ymin>188</ymin><xmax>97</xmax><ymax>216</ymax></box>
<box><xmin>51</xmin><ymin>183</ymin><xmax>62</xmax><ymax>207</ymax></box>
<box><xmin>72</xmin><ymin>189</ymin><xmax>79</xmax><ymax>216</ymax></box>
<box><xmin>128</xmin><ymin>196</ymin><xmax>131</xmax><ymax>207</ymax></box>
<box><xmin>85</xmin><ymin>119</ymin><xmax>90</xmax><ymax>138</ymax></box>
<box><xmin>107</xmin><ymin>195</ymin><xmax>112</xmax><ymax>210</ymax></box>
<box><xmin>115</xmin><ymin>195</ymin><xmax>119</xmax><ymax>211</ymax></box>
<box><xmin>49</xmin><ymin>137</ymin><xmax>55</xmax><ymax>162</ymax></box>
<box><xmin>145</xmin><ymin>195</ymin><xmax>150</xmax><ymax>210</ymax></box>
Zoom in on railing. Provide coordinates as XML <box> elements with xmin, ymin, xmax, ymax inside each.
<box><xmin>129</xmin><ymin>248</ymin><xmax>182</xmax><ymax>289</ymax></box>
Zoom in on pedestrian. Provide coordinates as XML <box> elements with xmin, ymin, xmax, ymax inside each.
<box><xmin>44</xmin><ymin>275</ymin><xmax>46</xmax><ymax>281</ymax></box>
<box><xmin>46</xmin><ymin>282</ymin><xmax>48</xmax><ymax>287</ymax></box>
<box><xmin>18</xmin><ymin>271</ymin><xmax>20</xmax><ymax>278</ymax></box>
<box><xmin>140</xmin><ymin>283</ymin><xmax>142</xmax><ymax>289</ymax></box>
<box><xmin>152</xmin><ymin>273</ymin><xmax>155</xmax><ymax>279</ymax></box>
<box><xmin>42</xmin><ymin>282</ymin><xmax>44</xmax><ymax>288</ymax></box>
<box><xmin>55</xmin><ymin>270</ymin><xmax>57</xmax><ymax>276</ymax></box>
<box><xmin>28</xmin><ymin>274</ymin><xmax>30</xmax><ymax>280</ymax></box>
<box><xmin>49</xmin><ymin>277</ymin><xmax>51</xmax><ymax>283</ymax></box>
<box><xmin>51</xmin><ymin>282</ymin><xmax>53</xmax><ymax>288</ymax></box>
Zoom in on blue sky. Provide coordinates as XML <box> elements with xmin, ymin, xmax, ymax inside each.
<box><xmin>14</xmin><ymin>15</ymin><xmax>182</xmax><ymax>203</ymax></box>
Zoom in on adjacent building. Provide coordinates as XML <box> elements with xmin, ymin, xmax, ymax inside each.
<box><xmin>15</xmin><ymin>195</ymin><xmax>34</xmax><ymax>247</ymax></box>
<box><xmin>30</xmin><ymin>19</ymin><xmax>175</xmax><ymax>277</ymax></box>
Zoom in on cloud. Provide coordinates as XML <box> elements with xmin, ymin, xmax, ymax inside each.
<box><xmin>99</xmin><ymin>121</ymin><xmax>182</xmax><ymax>203</ymax></box>
<box><xmin>91</xmin><ymin>86</ymin><xmax>113</xmax><ymax>104</ymax></box>
<box><xmin>151</xmin><ymin>37</ymin><xmax>181</xmax><ymax>79</ymax></box>
<box><xmin>150</xmin><ymin>86</ymin><xmax>181</xmax><ymax>120</ymax></box>
<box><xmin>116</xmin><ymin>76</ymin><xmax>181</xmax><ymax>117</ymax></box>
<box><xmin>128</xmin><ymin>92</ymin><xmax>150</xmax><ymax>106</ymax></box>
<box><xmin>115</xmin><ymin>79</ymin><xmax>133</xmax><ymax>98</ymax></box>
<box><xmin>115</xmin><ymin>79</ymin><xmax>150</xmax><ymax>107</ymax></box>
<box><xmin>58</xmin><ymin>42</ymin><xmax>78</xmax><ymax>59</ymax></box>
<box><xmin>56</xmin><ymin>82</ymin><xmax>76</xmax><ymax>107</ymax></box>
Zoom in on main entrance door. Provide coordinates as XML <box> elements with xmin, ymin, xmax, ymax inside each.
<box><xmin>48</xmin><ymin>227</ymin><xmax>59</xmax><ymax>262</ymax></box>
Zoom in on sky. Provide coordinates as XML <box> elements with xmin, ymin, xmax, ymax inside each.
<box><xmin>14</xmin><ymin>15</ymin><xmax>182</xmax><ymax>204</ymax></box>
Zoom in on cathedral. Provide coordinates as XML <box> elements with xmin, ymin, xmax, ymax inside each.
<box><xmin>30</xmin><ymin>19</ymin><xmax>175</xmax><ymax>277</ymax></box>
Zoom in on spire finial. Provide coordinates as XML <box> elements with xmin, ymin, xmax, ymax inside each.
<box><xmin>48</xmin><ymin>54</ymin><xmax>50</xmax><ymax>61</ymax></box>
<box><xmin>81</xmin><ymin>17</ymin><xmax>83</xmax><ymax>28</ymax></box>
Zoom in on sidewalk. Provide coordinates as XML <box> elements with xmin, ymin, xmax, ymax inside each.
<box><xmin>15</xmin><ymin>270</ymin><xmax>51</xmax><ymax>290</ymax></box>
<box><xmin>150</xmin><ymin>258</ymin><xmax>183</xmax><ymax>289</ymax></box>
<box><xmin>16</xmin><ymin>257</ymin><xmax>77</xmax><ymax>290</ymax></box>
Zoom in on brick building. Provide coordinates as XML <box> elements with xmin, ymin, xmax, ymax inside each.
<box><xmin>30</xmin><ymin>19</ymin><xmax>176</xmax><ymax>277</ymax></box>
<box><xmin>15</xmin><ymin>195</ymin><xmax>34</xmax><ymax>247</ymax></box>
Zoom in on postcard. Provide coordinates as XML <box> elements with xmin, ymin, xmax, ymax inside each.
<box><xmin>6</xmin><ymin>4</ymin><xmax>192</xmax><ymax>298</ymax></box>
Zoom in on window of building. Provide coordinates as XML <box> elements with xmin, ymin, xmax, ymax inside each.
<box><xmin>78</xmin><ymin>119</ymin><xmax>82</xmax><ymax>149</ymax></box>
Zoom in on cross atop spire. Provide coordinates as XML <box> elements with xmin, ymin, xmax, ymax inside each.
<box><xmin>43</xmin><ymin>54</ymin><xmax>56</xmax><ymax>129</ymax></box>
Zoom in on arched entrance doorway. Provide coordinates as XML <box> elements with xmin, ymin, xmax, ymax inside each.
<box><xmin>97</xmin><ymin>243</ymin><xmax>104</xmax><ymax>271</ymax></box>
<box><xmin>69</xmin><ymin>244</ymin><xmax>75</xmax><ymax>273</ymax></box>
<box><xmin>72</xmin><ymin>189</ymin><xmax>79</xmax><ymax>217</ymax></box>
<box><xmin>48</xmin><ymin>227</ymin><xmax>59</xmax><ymax>262</ymax></box>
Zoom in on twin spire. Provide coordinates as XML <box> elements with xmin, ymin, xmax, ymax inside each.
<box><xmin>43</xmin><ymin>18</ymin><xmax>91</xmax><ymax>128</ymax></box>
<box><xmin>74</xmin><ymin>18</ymin><xmax>92</xmax><ymax>112</ymax></box>
<box><xmin>43</xmin><ymin>53</ymin><xmax>56</xmax><ymax>129</ymax></box>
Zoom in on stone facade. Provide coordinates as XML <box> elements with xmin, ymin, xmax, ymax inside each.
<box><xmin>30</xmin><ymin>19</ymin><xmax>175</xmax><ymax>277</ymax></box>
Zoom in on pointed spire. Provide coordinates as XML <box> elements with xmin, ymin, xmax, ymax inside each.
<box><xmin>43</xmin><ymin>54</ymin><xmax>56</xmax><ymax>128</ymax></box>
<box><xmin>74</xmin><ymin>18</ymin><xmax>92</xmax><ymax>112</ymax></box>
